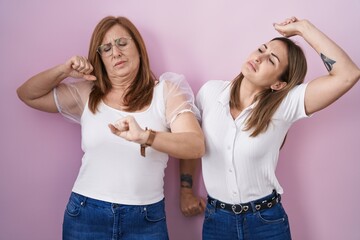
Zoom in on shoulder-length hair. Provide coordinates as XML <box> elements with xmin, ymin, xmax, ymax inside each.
<box><xmin>87</xmin><ymin>16</ymin><xmax>156</xmax><ymax>113</ymax></box>
<box><xmin>230</xmin><ymin>37</ymin><xmax>307</xmax><ymax>137</ymax></box>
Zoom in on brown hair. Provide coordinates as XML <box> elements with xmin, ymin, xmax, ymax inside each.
<box><xmin>230</xmin><ymin>37</ymin><xmax>307</xmax><ymax>137</ymax></box>
<box><xmin>87</xmin><ymin>16</ymin><xmax>156</xmax><ymax>113</ymax></box>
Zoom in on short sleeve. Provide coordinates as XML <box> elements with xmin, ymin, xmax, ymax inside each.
<box><xmin>160</xmin><ymin>72</ymin><xmax>201</xmax><ymax>127</ymax></box>
<box><xmin>195</xmin><ymin>82</ymin><xmax>206</xmax><ymax>114</ymax></box>
<box><xmin>54</xmin><ymin>80</ymin><xmax>93</xmax><ymax>124</ymax></box>
<box><xmin>278</xmin><ymin>83</ymin><xmax>311</xmax><ymax>123</ymax></box>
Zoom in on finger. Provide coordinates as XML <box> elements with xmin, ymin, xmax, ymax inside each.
<box><xmin>199</xmin><ymin>198</ymin><xmax>206</xmax><ymax>211</ymax></box>
<box><xmin>78</xmin><ymin>56</ymin><xmax>88</xmax><ymax>72</ymax></box>
<box><xmin>73</xmin><ymin>57</ymin><xmax>85</xmax><ymax>72</ymax></box>
<box><xmin>184</xmin><ymin>209</ymin><xmax>198</xmax><ymax>217</ymax></box>
<box><xmin>71</xmin><ymin>56</ymin><xmax>84</xmax><ymax>72</ymax></box>
<box><xmin>108</xmin><ymin>124</ymin><xmax>118</xmax><ymax>134</ymax></box>
<box><xmin>113</xmin><ymin>119</ymin><xmax>129</xmax><ymax>131</ymax></box>
<box><xmin>81</xmin><ymin>57</ymin><xmax>93</xmax><ymax>74</ymax></box>
<box><xmin>84</xmin><ymin>64</ymin><xmax>94</xmax><ymax>75</ymax></box>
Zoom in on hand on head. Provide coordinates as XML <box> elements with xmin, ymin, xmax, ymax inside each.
<box><xmin>273</xmin><ymin>16</ymin><xmax>303</xmax><ymax>38</ymax></box>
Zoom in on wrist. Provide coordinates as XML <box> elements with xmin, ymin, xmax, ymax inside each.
<box><xmin>180</xmin><ymin>187</ymin><xmax>194</xmax><ymax>195</ymax></box>
<box><xmin>144</xmin><ymin>127</ymin><xmax>156</xmax><ymax>146</ymax></box>
<box><xmin>298</xmin><ymin>19</ymin><xmax>313</xmax><ymax>38</ymax></box>
<box><xmin>140</xmin><ymin>127</ymin><xmax>156</xmax><ymax>157</ymax></box>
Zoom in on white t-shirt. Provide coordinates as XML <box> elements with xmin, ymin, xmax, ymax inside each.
<box><xmin>54</xmin><ymin>72</ymin><xmax>199</xmax><ymax>205</ymax></box>
<box><xmin>196</xmin><ymin>80</ymin><xmax>309</xmax><ymax>204</ymax></box>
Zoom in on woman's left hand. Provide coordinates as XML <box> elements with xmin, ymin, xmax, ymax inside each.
<box><xmin>180</xmin><ymin>189</ymin><xmax>206</xmax><ymax>217</ymax></box>
<box><xmin>108</xmin><ymin>115</ymin><xmax>148</xmax><ymax>144</ymax></box>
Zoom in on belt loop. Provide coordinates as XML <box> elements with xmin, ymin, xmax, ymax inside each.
<box><xmin>76</xmin><ymin>193</ymin><xmax>87</xmax><ymax>207</ymax></box>
<box><xmin>249</xmin><ymin>201</ymin><xmax>256</xmax><ymax>213</ymax></box>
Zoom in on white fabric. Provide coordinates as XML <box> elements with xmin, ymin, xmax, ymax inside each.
<box><xmin>54</xmin><ymin>72</ymin><xmax>199</xmax><ymax>204</ymax></box>
<box><xmin>196</xmin><ymin>80</ymin><xmax>309</xmax><ymax>204</ymax></box>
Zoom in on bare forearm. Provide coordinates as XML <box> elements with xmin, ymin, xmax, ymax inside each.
<box><xmin>151</xmin><ymin>131</ymin><xmax>205</xmax><ymax>159</ymax></box>
<box><xmin>180</xmin><ymin>158</ymin><xmax>199</xmax><ymax>188</ymax></box>
<box><xmin>179</xmin><ymin>158</ymin><xmax>205</xmax><ymax>216</ymax></box>
<box><xmin>300</xmin><ymin>20</ymin><xmax>360</xmax><ymax>82</ymax></box>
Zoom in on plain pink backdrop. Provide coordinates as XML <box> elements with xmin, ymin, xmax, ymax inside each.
<box><xmin>1</xmin><ymin>0</ymin><xmax>359</xmax><ymax>239</ymax></box>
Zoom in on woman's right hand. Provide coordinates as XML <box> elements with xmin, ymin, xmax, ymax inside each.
<box><xmin>64</xmin><ymin>56</ymin><xmax>97</xmax><ymax>81</ymax></box>
<box><xmin>273</xmin><ymin>16</ymin><xmax>307</xmax><ymax>38</ymax></box>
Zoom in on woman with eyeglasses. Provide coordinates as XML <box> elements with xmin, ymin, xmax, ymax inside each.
<box><xmin>17</xmin><ymin>16</ymin><xmax>205</xmax><ymax>240</ymax></box>
<box><xmin>195</xmin><ymin>17</ymin><xmax>359</xmax><ymax>240</ymax></box>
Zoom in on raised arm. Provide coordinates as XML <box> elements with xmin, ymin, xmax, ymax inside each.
<box><xmin>16</xmin><ymin>56</ymin><xmax>96</xmax><ymax>112</ymax></box>
<box><xmin>274</xmin><ymin>17</ymin><xmax>360</xmax><ymax>115</ymax></box>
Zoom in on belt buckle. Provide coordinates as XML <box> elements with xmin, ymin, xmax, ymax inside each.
<box><xmin>231</xmin><ymin>204</ymin><xmax>243</xmax><ymax>214</ymax></box>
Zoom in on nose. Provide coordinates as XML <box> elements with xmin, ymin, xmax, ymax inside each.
<box><xmin>112</xmin><ymin>45</ymin><xmax>123</xmax><ymax>57</ymax></box>
<box><xmin>254</xmin><ymin>52</ymin><xmax>267</xmax><ymax>63</ymax></box>
<box><xmin>254</xmin><ymin>56</ymin><xmax>261</xmax><ymax>63</ymax></box>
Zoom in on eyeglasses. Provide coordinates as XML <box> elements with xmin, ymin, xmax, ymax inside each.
<box><xmin>97</xmin><ymin>37</ymin><xmax>133</xmax><ymax>57</ymax></box>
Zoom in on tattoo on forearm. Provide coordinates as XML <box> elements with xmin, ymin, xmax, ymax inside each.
<box><xmin>180</xmin><ymin>174</ymin><xmax>193</xmax><ymax>188</ymax></box>
<box><xmin>320</xmin><ymin>53</ymin><xmax>336</xmax><ymax>72</ymax></box>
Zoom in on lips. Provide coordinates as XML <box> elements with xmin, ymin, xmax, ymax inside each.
<box><xmin>114</xmin><ymin>60</ymin><xmax>126</xmax><ymax>67</ymax></box>
<box><xmin>247</xmin><ymin>61</ymin><xmax>257</xmax><ymax>72</ymax></box>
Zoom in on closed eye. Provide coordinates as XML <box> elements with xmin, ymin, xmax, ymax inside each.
<box><xmin>102</xmin><ymin>44</ymin><xmax>112</xmax><ymax>52</ymax></box>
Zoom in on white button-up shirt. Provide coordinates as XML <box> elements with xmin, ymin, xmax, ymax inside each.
<box><xmin>196</xmin><ymin>80</ymin><xmax>309</xmax><ymax>203</ymax></box>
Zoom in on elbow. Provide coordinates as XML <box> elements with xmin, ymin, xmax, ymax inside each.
<box><xmin>16</xmin><ymin>86</ymin><xmax>27</xmax><ymax>103</ymax></box>
<box><xmin>338</xmin><ymin>67</ymin><xmax>360</xmax><ymax>90</ymax></box>
<box><xmin>197</xmin><ymin>139</ymin><xmax>206</xmax><ymax>158</ymax></box>
<box><xmin>346</xmin><ymin>66</ymin><xmax>360</xmax><ymax>85</ymax></box>
<box><xmin>191</xmin><ymin>135</ymin><xmax>206</xmax><ymax>159</ymax></box>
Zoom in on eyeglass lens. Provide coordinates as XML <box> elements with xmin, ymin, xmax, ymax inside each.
<box><xmin>98</xmin><ymin>37</ymin><xmax>131</xmax><ymax>56</ymax></box>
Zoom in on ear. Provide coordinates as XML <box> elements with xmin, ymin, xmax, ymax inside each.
<box><xmin>270</xmin><ymin>81</ymin><xmax>287</xmax><ymax>91</ymax></box>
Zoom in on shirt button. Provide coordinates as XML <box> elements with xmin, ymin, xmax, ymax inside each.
<box><xmin>227</xmin><ymin>145</ymin><xmax>231</xmax><ymax>150</ymax></box>
<box><xmin>229</xmin><ymin>169</ymin><xmax>233</xmax><ymax>173</ymax></box>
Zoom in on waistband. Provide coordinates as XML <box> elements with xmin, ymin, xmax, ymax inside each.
<box><xmin>70</xmin><ymin>192</ymin><xmax>164</xmax><ymax>209</ymax></box>
<box><xmin>207</xmin><ymin>190</ymin><xmax>281</xmax><ymax>215</ymax></box>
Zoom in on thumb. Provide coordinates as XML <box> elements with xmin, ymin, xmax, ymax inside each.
<box><xmin>83</xmin><ymin>74</ymin><xmax>97</xmax><ymax>81</ymax></box>
<box><xmin>273</xmin><ymin>22</ymin><xmax>283</xmax><ymax>31</ymax></box>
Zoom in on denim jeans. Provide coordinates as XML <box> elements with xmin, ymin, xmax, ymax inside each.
<box><xmin>63</xmin><ymin>192</ymin><xmax>169</xmax><ymax>240</ymax></box>
<box><xmin>203</xmin><ymin>192</ymin><xmax>292</xmax><ymax>240</ymax></box>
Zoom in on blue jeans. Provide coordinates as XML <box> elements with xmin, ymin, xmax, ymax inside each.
<box><xmin>203</xmin><ymin>192</ymin><xmax>292</xmax><ymax>240</ymax></box>
<box><xmin>63</xmin><ymin>192</ymin><xmax>169</xmax><ymax>240</ymax></box>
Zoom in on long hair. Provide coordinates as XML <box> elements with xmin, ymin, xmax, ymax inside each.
<box><xmin>230</xmin><ymin>37</ymin><xmax>307</xmax><ymax>137</ymax></box>
<box><xmin>87</xmin><ymin>16</ymin><xmax>156</xmax><ymax>113</ymax></box>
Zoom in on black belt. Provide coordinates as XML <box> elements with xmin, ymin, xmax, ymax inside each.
<box><xmin>207</xmin><ymin>191</ymin><xmax>281</xmax><ymax>215</ymax></box>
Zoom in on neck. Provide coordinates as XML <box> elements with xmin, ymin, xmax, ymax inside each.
<box><xmin>236</xmin><ymin>79</ymin><xmax>260</xmax><ymax>110</ymax></box>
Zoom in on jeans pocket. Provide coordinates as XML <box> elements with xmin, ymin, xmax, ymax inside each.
<box><xmin>65</xmin><ymin>193</ymin><xmax>82</xmax><ymax>217</ymax></box>
<box><xmin>256</xmin><ymin>203</ymin><xmax>287</xmax><ymax>224</ymax></box>
<box><xmin>144</xmin><ymin>201</ymin><xmax>166</xmax><ymax>222</ymax></box>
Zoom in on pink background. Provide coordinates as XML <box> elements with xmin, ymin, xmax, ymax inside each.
<box><xmin>1</xmin><ymin>0</ymin><xmax>360</xmax><ymax>239</ymax></box>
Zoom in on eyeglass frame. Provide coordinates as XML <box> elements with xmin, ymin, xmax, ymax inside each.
<box><xmin>97</xmin><ymin>37</ymin><xmax>133</xmax><ymax>57</ymax></box>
